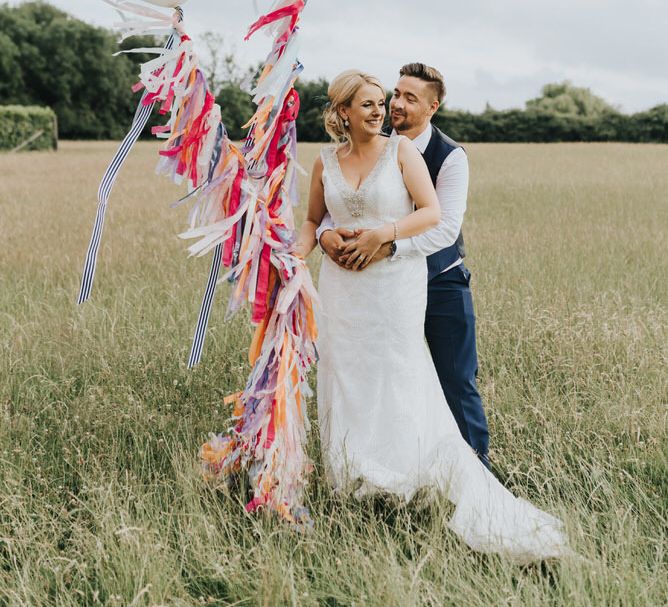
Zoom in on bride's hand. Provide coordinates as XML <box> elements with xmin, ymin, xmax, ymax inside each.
<box><xmin>341</xmin><ymin>228</ymin><xmax>385</xmax><ymax>270</ymax></box>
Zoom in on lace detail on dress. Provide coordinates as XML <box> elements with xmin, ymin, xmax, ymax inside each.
<box><xmin>320</xmin><ymin>136</ymin><xmax>402</xmax><ymax>218</ymax></box>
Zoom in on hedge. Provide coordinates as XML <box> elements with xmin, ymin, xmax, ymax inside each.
<box><xmin>0</xmin><ymin>105</ymin><xmax>58</xmax><ymax>152</ymax></box>
<box><xmin>432</xmin><ymin>106</ymin><xmax>668</xmax><ymax>144</ymax></box>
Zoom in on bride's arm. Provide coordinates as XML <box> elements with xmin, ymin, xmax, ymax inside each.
<box><xmin>342</xmin><ymin>137</ymin><xmax>440</xmax><ymax>269</ymax></box>
<box><xmin>395</xmin><ymin>137</ymin><xmax>441</xmax><ymax>236</ymax></box>
<box><xmin>294</xmin><ymin>156</ymin><xmax>327</xmax><ymax>259</ymax></box>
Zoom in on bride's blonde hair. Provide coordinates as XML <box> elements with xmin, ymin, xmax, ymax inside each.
<box><xmin>323</xmin><ymin>69</ymin><xmax>385</xmax><ymax>146</ymax></box>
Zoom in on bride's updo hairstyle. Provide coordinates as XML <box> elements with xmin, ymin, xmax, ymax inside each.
<box><xmin>324</xmin><ymin>69</ymin><xmax>385</xmax><ymax>145</ymax></box>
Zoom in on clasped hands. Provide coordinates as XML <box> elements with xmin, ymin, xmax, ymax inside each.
<box><xmin>320</xmin><ymin>227</ymin><xmax>393</xmax><ymax>271</ymax></box>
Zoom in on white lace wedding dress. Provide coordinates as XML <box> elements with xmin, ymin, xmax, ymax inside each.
<box><xmin>316</xmin><ymin>135</ymin><xmax>569</xmax><ymax>561</ymax></box>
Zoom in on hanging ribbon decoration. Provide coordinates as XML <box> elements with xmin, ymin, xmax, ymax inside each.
<box><xmin>77</xmin><ymin>2</ymin><xmax>184</xmax><ymax>304</ymax></box>
<box><xmin>188</xmin><ymin>0</ymin><xmax>317</xmax><ymax>526</ymax></box>
<box><xmin>84</xmin><ymin>0</ymin><xmax>316</xmax><ymax>525</ymax></box>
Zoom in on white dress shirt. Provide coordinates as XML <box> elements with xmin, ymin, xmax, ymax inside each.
<box><xmin>316</xmin><ymin>124</ymin><xmax>469</xmax><ymax>273</ymax></box>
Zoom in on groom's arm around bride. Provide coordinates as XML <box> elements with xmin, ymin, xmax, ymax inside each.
<box><xmin>318</xmin><ymin>63</ymin><xmax>491</xmax><ymax>467</ymax></box>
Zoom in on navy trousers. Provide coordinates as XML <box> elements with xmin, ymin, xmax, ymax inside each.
<box><xmin>424</xmin><ymin>263</ymin><xmax>490</xmax><ymax>467</ymax></box>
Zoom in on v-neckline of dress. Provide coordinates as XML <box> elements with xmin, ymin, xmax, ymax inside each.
<box><xmin>333</xmin><ymin>138</ymin><xmax>393</xmax><ymax>195</ymax></box>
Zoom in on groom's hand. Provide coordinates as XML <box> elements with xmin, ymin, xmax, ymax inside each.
<box><xmin>367</xmin><ymin>242</ymin><xmax>393</xmax><ymax>266</ymax></box>
<box><xmin>320</xmin><ymin>228</ymin><xmax>356</xmax><ymax>267</ymax></box>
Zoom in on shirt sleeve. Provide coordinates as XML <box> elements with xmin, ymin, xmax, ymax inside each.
<box><xmin>315</xmin><ymin>212</ymin><xmax>335</xmax><ymax>245</ymax></box>
<box><xmin>393</xmin><ymin>147</ymin><xmax>469</xmax><ymax>259</ymax></box>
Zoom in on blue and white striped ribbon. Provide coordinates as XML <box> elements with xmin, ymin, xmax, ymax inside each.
<box><xmin>187</xmin><ymin>243</ymin><xmax>222</xmax><ymax>368</ymax></box>
<box><xmin>77</xmin><ymin>9</ymin><xmax>183</xmax><ymax>305</ymax></box>
<box><xmin>78</xmin><ymin>6</ymin><xmax>223</xmax><ymax>367</ymax></box>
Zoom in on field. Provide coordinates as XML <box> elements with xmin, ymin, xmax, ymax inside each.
<box><xmin>1</xmin><ymin>140</ymin><xmax>666</xmax><ymax>606</ymax></box>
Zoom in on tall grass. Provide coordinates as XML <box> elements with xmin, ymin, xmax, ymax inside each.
<box><xmin>0</xmin><ymin>141</ymin><xmax>666</xmax><ymax>606</ymax></box>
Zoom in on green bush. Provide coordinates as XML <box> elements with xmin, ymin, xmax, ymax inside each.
<box><xmin>0</xmin><ymin>105</ymin><xmax>57</xmax><ymax>151</ymax></box>
<box><xmin>0</xmin><ymin>2</ymin><xmax>160</xmax><ymax>140</ymax></box>
<box><xmin>433</xmin><ymin>105</ymin><xmax>668</xmax><ymax>144</ymax></box>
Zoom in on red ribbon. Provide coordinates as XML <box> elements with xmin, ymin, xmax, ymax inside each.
<box><xmin>223</xmin><ymin>166</ymin><xmax>245</xmax><ymax>266</ymax></box>
<box><xmin>159</xmin><ymin>88</ymin><xmax>215</xmax><ymax>184</ymax></box>
<box><xmin>252</xmin><ymin>245</ymin><xmax>272</xmax><ymax>323</ymax></box>
<box><xmin>265</xmin><ymin>89</ymin><xmax>301</xmax><ymax>176</ymax></box>
<box><xmin>245</xmin><ymin>0</ymin><xmax>305</xmax><ymax>41</ymax></box>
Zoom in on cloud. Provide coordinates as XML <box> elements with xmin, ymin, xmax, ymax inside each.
<box><xmin>13</xmin><ymin>0</ymin><xmax>667</xmax><ymax>112</ymax></box>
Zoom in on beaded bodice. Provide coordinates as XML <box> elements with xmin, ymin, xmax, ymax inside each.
<box><xmin>320</xmin><ymin>135</ymin><xmax>413</xmax><ymax>230</ymax></box>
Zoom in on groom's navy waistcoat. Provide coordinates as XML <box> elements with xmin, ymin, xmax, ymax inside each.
<box><xmin>422</xmin><ymin>125</ymin><xmax>466</xmax><ymax>281</ymax></box>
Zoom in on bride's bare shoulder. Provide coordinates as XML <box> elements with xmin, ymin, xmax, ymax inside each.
<box><xmin>395</xmin><ymin>134</ymin><xmax>420</xmax><ymax>163</ymax></box>
<box><xmin>394</xmin><ymin>133</ymin><xmax>411</xmax><ymax>148</ymax></box>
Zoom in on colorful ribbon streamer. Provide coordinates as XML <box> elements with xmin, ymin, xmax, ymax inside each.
<box><xmin>77</xmin><ymin>7</ymin><xmax>183</xmax><ymax>305</ymax></box>
<box><xmin>88</xmin><ymin>0</ymin><xmax>316</xmax><ymax>524</ymax></box>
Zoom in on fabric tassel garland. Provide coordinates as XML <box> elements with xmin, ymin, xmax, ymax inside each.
<box><xmin>91</xmin><ymin>0</ymin><xmax>316</xmax><ymax>525</ymax></box>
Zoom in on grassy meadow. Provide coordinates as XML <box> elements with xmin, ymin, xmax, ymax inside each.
<box><xmin>0</xmin><ymin>140</ymin><xmax>666</xmax><ymax>606</ymax></box>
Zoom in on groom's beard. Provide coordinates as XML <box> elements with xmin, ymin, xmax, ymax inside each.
<box><xmin>391</xmin><ymin>112</ymin><xmax>413</xmax><ymax>132</ymax></box>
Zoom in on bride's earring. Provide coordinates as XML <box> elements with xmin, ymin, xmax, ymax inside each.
<box><xmin>344</xmin><ymin>119</ymin><xmax>350</xmax><ymax>128</ymax></box>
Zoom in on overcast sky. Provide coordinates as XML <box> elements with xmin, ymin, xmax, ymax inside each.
<box><xmin>19</xmin><ymin>0</ymin><xmax>668</xmax><ymax>112</ymax></box>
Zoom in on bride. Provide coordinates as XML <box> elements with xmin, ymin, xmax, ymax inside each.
<box><xmin>295</xmin><ymin>69</ymin><xmax>569</xmax><ymax>561</ymax></box>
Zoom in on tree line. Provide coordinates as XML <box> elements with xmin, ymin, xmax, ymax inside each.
<box><xmin>2</xmin><ymin>2</ymin><xmax>666</xmax><ymax>144</ymax></box>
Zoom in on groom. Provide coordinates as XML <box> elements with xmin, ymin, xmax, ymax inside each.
<box><xmin>317</xmin><ymin>63</ymin><xmax>490</xmax><ymax>468</ymax></box>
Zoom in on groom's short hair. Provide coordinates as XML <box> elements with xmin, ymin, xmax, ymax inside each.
<box><xmin>399</xmin><ymin>63</ymin><xmax>446</xmax><ymax>103</ymax></box>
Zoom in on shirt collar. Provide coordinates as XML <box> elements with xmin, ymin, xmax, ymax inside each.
<box><xmin>391</xmin><ymin>123</ymin><xmax>433</xmax><ymax>153</ymax></box>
